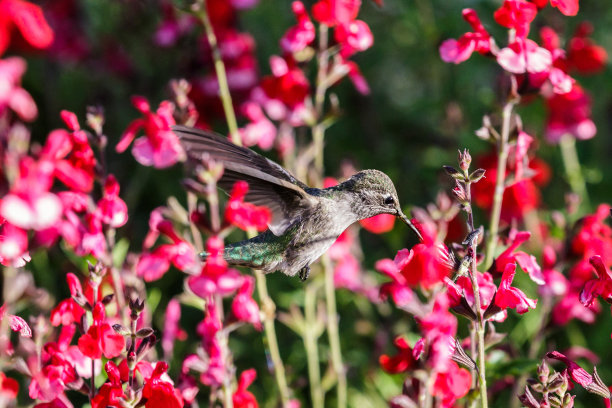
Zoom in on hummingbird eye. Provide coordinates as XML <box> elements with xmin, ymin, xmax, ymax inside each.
<box><xmin>384</xmin><ymin>196</ymin><xmax>395</xmax><ymax>206</ymax></box>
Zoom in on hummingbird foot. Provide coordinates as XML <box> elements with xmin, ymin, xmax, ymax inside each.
<box><xmin>298</xmin><ymin>266</ymin><xmax>310</xmax><ymax>281</ymax></box>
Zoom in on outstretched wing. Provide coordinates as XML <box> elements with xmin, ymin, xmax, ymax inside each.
<box><xmin>173</xmin><ymin>125</ymin><xmax>314</xmax><ymax>235</ymax></box>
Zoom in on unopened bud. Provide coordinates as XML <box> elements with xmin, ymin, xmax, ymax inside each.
<box><xmin>458</xmin><ymin>149</ymin><xmax>471</xmax><ymax>172</ymax></box>
<box><xmin>112</xmin><ymin>324</ymin><xmax>130</xmax><ymax>336</ymax></box>
<box><xmin>136</xmin><ymin>328</ymin><xmax>155</xmax><ymax>338</ymax></box>
<box><xmin>538</xmin><ymin>360</ymin><xmax>550</xmax><ymax>384</ymax></box>
<box><xmin>518</xmin><ymin>386</ymin><xmax>540</xmax><ymax>408</ymax></box>
<box><xmin>86</xmin><ymin>106</ymin><xmax>105</xmax><ymax>136</ymax></box>
<box><xmin>584</xmin><ymin>367</ymin><xmax>611</xmax><ymax>399</ymax></box>
<box><xmin>443</xmin><ymin>165</ymin><xmax>464</xmax><ymax>180</ymax></box>
<box><xmin>469</xmin><ymin>168</ymin><xmax>486</xmax><ymax>183</ymax></box>
<box><xmin>101</xmin><ymin>294</ymin><xmax>115</xmax><ymax>305</ymax></box>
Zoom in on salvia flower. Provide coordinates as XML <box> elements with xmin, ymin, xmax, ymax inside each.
<box><xmin>494</xmin><ymin>263</ymin><xmax>538</xmax><ymax>314</ymax></box>
<box><xmin>142</xmin><ymin>362</ymin><xmax>184</xmax><ymax>408</ymax></box>
<box><xmin>280</xmin><ymin>1</ymin><xmax>315</xmax><ymax>54</ymax></box>
<box><xmin>379</xmin><ymin>336</ymin><xmax>415</xmax><ymax>374</ymax></box>
<box><xmin>116</xmin><ymin>96</ymin><xmax>185</xmax><ymax>168</ymax></box>
<box><xmin>439</xmin><ymin>9</ymin><xmax>491</xmax><ymax>64</ymax></box>
<box><xmin>91</xmin><ymin>361</ymin><xmax>124</xmax><ymax>408</ymax></box>
<box><xmin>225</xmin><ymin>181</ymin><xmax>272</xmax><ymax>232</ymax></box>
<box><xmin>231</xmin><ymin>276</ymin><xmax>262</xmax><ymax>330</ymax></box>
<box><xmin>493</xmin><ymin>230</ymin><xmax>545</xmax><ymax>284</ymax></box>
<box><xmin>232</xmin><ymin>369</ymin><xmax>259</xmax><ymax>408</ymax></box>
<box><xmin>0</xmin><ymin>0</ymin><xmax>54</xmax><ymax>56</ymax></box>
<box><xmin>579</xmin><ymin>255</ymin><xmax>612</xmax><ymax>308</ymax></box>
<box><xmin>0</xmin><ymin>56</ymin><xmax>37</xmax><ymax>120</ymax></box>
<box><xmin>77</xmin><ymin>302</ymin><xmax>125</xmax><ymax>359</ymax></box>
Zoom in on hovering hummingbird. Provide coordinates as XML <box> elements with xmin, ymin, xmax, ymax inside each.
<box><xmin>174</xmin><ymin>125</ymin><xmax>422</xmax><ymax>281</ymax></box>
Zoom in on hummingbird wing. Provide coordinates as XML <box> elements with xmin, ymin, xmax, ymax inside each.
<box><xmin>173</xmin><ymin>125</ymin><xmax>315</xmax><ymax>235</ymax></box>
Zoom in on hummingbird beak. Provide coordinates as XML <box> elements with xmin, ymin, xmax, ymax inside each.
<box><xmin>398</xmin><ymin>210</ymin><xmax>423</xmax><ymax>241</ymax></box>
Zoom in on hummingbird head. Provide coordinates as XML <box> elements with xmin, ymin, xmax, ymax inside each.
<box><xmin>342</xmin><ymin>169</ymin><xmax>422</xmax><ymax>239</ymax></box>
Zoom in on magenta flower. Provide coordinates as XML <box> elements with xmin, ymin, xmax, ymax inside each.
<box><xmin>116</xmin><ymin>96</ymin><xmax>185</xmax><ymax>168</ymax></box>
<box><xmin>546</xmin><ymin>351</ymin><xmax>593</xmax><ymax>387</ymax></box>
<box><xmin>225</xmin><ymin>181</ymin><xmax>272</xmax><ymax>232</ymax></box>
<box><xmin>187</xmin><ymin>237</ymin><xmax>243</xmax><ymax>298</ymax></box>
<box><xmin>494</xmin><ymin>263</ymin><xmax>538</xmax><ymax>314</ymax></box>
<box><xmin>232</xmin><ymin>369</ymin><xmax>258</xmax><ymax>408</ymax></box>
<box><xmin>0</xmin><ymin>303</ymin><xmax>31</xmax><ymax>337</ymax></box>
<box><xmin>439</xmin><ymin>9</ymin><xmax>490</xmax><ymax>64</ymax></box>
<box><xmin>96</xmin><ymin>175</ymin><xmax>128</xmax><ymax>228</ymax></box>
<box><xmin>231</xmin><ymin>276</ymin><xmax>262</xmax><ymax>330</ymax></box>
<box><xmin>376</xmin><ymin>252</ymin><xmax>415</xmax><ymax>308</ymax></box>
<box><xmin>580</xmin><ymin>255</ymin><xmax>612</xmax><ymax>307</ymax></box>
<box><xmin>334</xmin><ymin>19</ymin><xmax>373</xmax><ymax>58</ymax></box>
<box><xmin>239</xmin><ymin>102</ymin><xmax>277</xmax><ymax>150</ymax></box>
<box><xmin>311</xmin><ymin>0</ymin><xmax>361</xmax><ymax>26</ymax></box>
<box><xmin>0</xmin><ymin>0</ymin><xmax>54</xmax><ymax>56</ymax></box>
<box><xmin>493</xmin><ymin>0</ymin><xmax>537</xmax><ymax>38</ymax></box>
<box><xmin>281</xmin><ymin>1</ymin><xmax>315</xmax><ymax>54</ymax></box>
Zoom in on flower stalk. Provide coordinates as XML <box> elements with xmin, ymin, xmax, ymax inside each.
<box><xmin>559</xmin><ymin>133</ymin><xmax>590</xmax><ymax>214</ymax></box>
<box><xmin>193</xmin><ymin>0</ymin><xmax>240</xmax><ymax>145</ymax></box>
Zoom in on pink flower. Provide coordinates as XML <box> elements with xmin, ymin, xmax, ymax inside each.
<box><xmin>258</xmin><ymin>55</ymin><xmax>310</xmax><ymax>121</ymax></box>
<box><xmin>493</xmin><ymin>230</ymin><xmax>544</xmax><ymax>284</ymax></box>
<box><xmin>497</xmin><ymin>39</ymin><xmax>552</xmax><ymax>74</ymax></box>
<box><xmin>77</xmin><ymin>303</ymin><xmax>125</xmax><ymax>359</ymax></box>
<box><xmin>0</xmin><ymin>56</ymin><xmax>37</xmax><ymax>120</ymax></box>
<box><xmin>334</xmin><ymin>20</ymin><xmax>373</xmax><ymax>58</ymax></box>
<box><xmin>96</xmin><ymin>175</ymin><xmax>128</xmax><ymax>228</ymax></box>
<box><xmin>0</xmin><ymin>0</ymin><xmax>54</xmax><ymax>56</ymax></box>
<box><xmin>571</xmin><ymin>204</ymin><xmax>612</xmax><ymax>265</ymax></box>
<box><xmin>547</xmin><ymin>0</ymin><xmax>579</xmax><ymax>16</ymax></box>
<box><xmin>232</xmin><ymin>369</ymin><xmax>258</xmax><ymax>408</ymax></box>
<box><xmin>376</xmin><ymin>253</ymin><xmax>415</xmax><ymax>308</ymax></box>
<box><xmin>231</xmin><ymin>276</ymin><xmax>262</xmax><ymax>330</ymax></box>
<box><xmin>0</xmin><ymin>372</ymin><xmax>18</xmax><ymax>399</ymax></box>
<box><xmin>281</xmin><ymin>1</ymin><xmax>315</xmax><ymax>53</ymax></box>
<box><xmin>494</xmin><ymin>263</ymin><xmax>538</xmax><ymax>314</ymax></box>
<box><xmin>0</xmin><ymin>303</ymin><xmax>32</xmax><ymax>337</ymax></box>
<box><xmin>0</xmin><ymin>221</ymin><xmax>30</xmax><ymax>267</ymax></box>
<box><xmin>239</xmin><ymin>102</ymin><xmax>277</xmax><ymax>150</ymax></box>
<box><xmin>439</xmin><ymin>9</ymin><xmax>490</xmax><ymax>64</ymax></box>
<box><xmin>162</xmin><ymin>299</ymin><xmax>185</xmax><ymax>359</ymax></box>
<box><xmin>359</xmin><ymin>213</ymin><xmax>395</xmax><ymax>234</ymax></box>
<box><xmin>137</xmin><ymin>219</ymin><xmax>197</xmax><ymax>281</ymax></box>
<box><xmin>116</xmin><ymin>96</ymin><xmax>185</xmax><ymax>168</ymax></box>
<box><xmin>552</xmin><ymin>289</ymin><xmax>598</xmax><ymax>325</ymax></box>
<box><xmin>545</xmin><ymin>85</ymin><xmax>596</xmax><ymax>143</ymax></box>
<box><xmin>225</xmin><ymin>181</ymin><xmax>272</xmax><ymax>232</ymax></box>
<box><xmin>187</xmin><ymin>237</ymin><xmax>243</xmax><ymax>298</ymax></box>
<box><xmin>0</xmin><ymin>157</ymin><xmax>62</xmax><ymax>230</ymax></box>
<box><xmin>418</xmin><ymin>294</ymin><xmax>457</xmax><ymax>372</ymax></box>
<box><xmin>379</xmin><ymin>337</ymin><xmax>415</xmax><ymax>374</ymax></box>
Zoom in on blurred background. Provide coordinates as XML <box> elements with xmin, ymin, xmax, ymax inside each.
<box><xmin>15</xmin><ymin>0</ymin><xmax>612</xmax><ymax>406</ymax></box>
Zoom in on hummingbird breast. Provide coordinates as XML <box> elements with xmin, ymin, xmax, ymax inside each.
<box><xmin>223</xmin><ymin>194</ymin><xmax>358</xmax><ymax>276</ymax></box>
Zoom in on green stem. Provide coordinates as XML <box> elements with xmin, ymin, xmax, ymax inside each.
<box><xmin>322</xmin><ymin>254</ymin><xmax>347</xmax><ymax>408</ymax></box>
<box><xmin>304</xmin><ymin>282</ymin><xmax>324</xmax><ymax>408</ymax></box>
<box><xmin>254</xmin><ymin>268</ymin><xmax>292</xmax><ymax>406</ymax></box>
<box><xmin>559</xmin><ymin>134</ymin><xmax>590</xmax><ymax>213</ymax></box>
<box><xmin>194</xmin><ymin>0</ymin><xmax>240</xmax><ymax>145</ymax></box>
<box><xmin>484</xmin><ymin>100</ymin><xmax>516</xmax><ymax>269</ymax></box>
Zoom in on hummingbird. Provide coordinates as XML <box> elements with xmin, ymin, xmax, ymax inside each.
<box><xmin>174</xmin><ymin>125</ymin><xmax>422</xmax><ymax>281</ymax></box>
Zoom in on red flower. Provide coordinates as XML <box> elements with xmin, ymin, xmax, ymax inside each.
<box><xmin>472</xmin><ymin>150</ymin><xmax>550</xmax><ymax>222</ymax></box>
<box><xmin>493</xmin><ymin>230</ymin><xmax>544</xmax><ymax>284</ymax></box>
<box><xmin>379</xmin><ymin>337</ymin><xmax>415</xmax><ymax>374</ymax></box>
<box><xmin>259</xmin><ymin>56</ymin><xmax>310</xmax><ymax>112</ymax></box>
<box><xmin>91</xmin><ymin>362</ymin><xmax>125</xmax><ymax>408</ymax></box>
<box><xmin>116</xmin><ymin>96</ymin><xmax>185</xmax><ymax>168</ymax></box>
<box><xmin>334</xmin><ymin>19</ymin><xmax>373</xmax><ymax>58</ymax></box>
<box><xmin>231</xmin><ymin>276</ymin><xmax>262</xmax><ymax>330</ymax></box>
<box><xmin>239</xmin><ymin>101</ymin><xmax>277</xmax><ymax>150</ymax></box>
<box><xmin>77</xmin><ymin>303</ymin><xmax>125</xmax><ymax>359</ymax></box>
<box><xmin>547</xmin><ymin>0</ymin><xmax>579</xmax><ymax>16</ymax></box>
<box><xmin>399</xmin><ymin>226</ymin><xmax>453</xmax><ymax>289</ymax></box>
<box><xmin>439</xmin><ymin>9</ymin><xmax>490</xmax><ymax>64</ymax></box>
<box><xmin>545</xmin><ymin>84</ymin><xmax>596</xmax><ymax>143</ymax></box>
<box><xmin>494</xmin><ymin>263</ymin><xmax>538</xmax><ymax>314</ymax></box>
<box><xmin>142</xmin><ymin>362</ymin><xmax>184</xmax><ymax>408</ymax></box>
<box><xmin>580</xmin><ymin>256</ymin><xmax>612</xmax><ymax>307</ymax></box>
<box><xmin>232</xmin><ymin>369</ymin><xmax>258</xmax><ymax>408</ymax></box>
<box><xmin>571</xmin><ymin>204</ymin><xmax>612</xmax><ymax>265</ymax></box>
<box><xmin>0</xmin><ymin>372</ymin><xmax>18</xmax><ymax>398</ymax></box>
<box><xmin>359</xmin><ymin>213</ymin><xmax>395</xmax><ymax>234</ymax></box>
<box><xmin>494</xmin><ymin>0</ymin><xmax>537</xmax><ymax>38</ymax></box>
<box><xmin>0</xmin><ymin>0</ymin><xmax>54</xmax><ymax>56</ymax></box>
<box><xmin>225</xmin><ymin>181</ymin><xmax>272</xmax><ymax>232</ymax></box>
<box><xmin>431</xmin><ymin>361</ymin><xmax>472</xmax><ymax>407</ymax></box>
<box><xmin>0</xmin><ymin>56</ymin><xmax>37</xmax><ymax>120</ymax></box>
<box><xmin>567</xmin><ymin>23</ymin><xmax>607</xmax><ymax>74</ymax></box>
<box><xmin>311</xmin><ymin>0</ymin><xmax>361</xmax><ymax>26</ymax></box>
<box><xmin>281</xmin><ymin>1</ymin><xmax>315</xmax><ymax>53</ymax></box>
